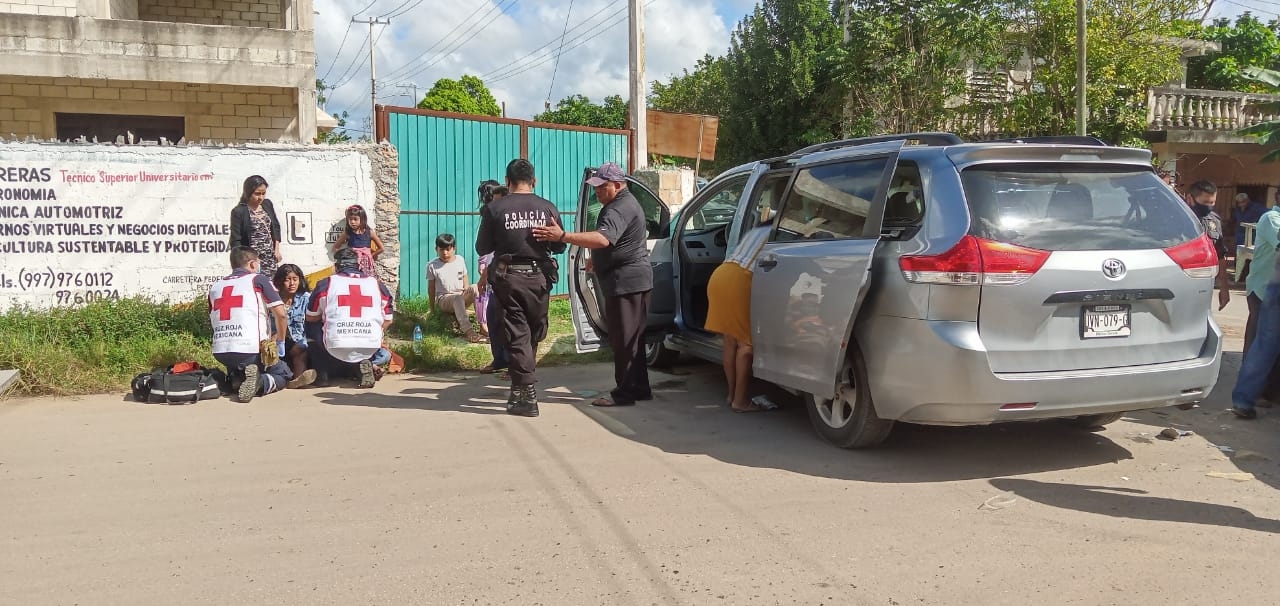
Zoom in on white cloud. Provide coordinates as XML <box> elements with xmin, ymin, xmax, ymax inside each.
<box><xmin>314</xmin><ymin>0</ymin><xmax>737</xmax><ymax>136</ymax></box>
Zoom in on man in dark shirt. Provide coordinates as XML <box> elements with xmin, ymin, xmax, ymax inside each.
<box><xmin>1187</xmin><ymin>180</ymin><xmax>1231</xmax><ymax>311</ymax></box>
<box><xmin>476</xmin><ymin>158</ymin><xmax>567</xmax><ymax>417</ymax></box>
<box><xmin>534</xmin><ymin>162</ymin><xmax>653</xmax><ymax>407</ymax></box>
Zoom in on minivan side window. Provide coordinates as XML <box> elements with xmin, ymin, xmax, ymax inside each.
<box><xmin>772</xmin><ymin>157</ymin><xmax>889</xmax><ymax>242</ymax></box>
<box><xmin>682</xmin><ymin>175</ymin><xmax>749</xmax><ymax>234</ymax></box>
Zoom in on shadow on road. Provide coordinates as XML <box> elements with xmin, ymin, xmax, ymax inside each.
<box><xmin>323</xmin><ymin>362</ymin><xmax>1139</xmax><ymax>484</ymax></box>
<box><xmin>1123</xmin><ymin>351</ymin><xmax>1280</xmax><ymax>493</ymax></box>
<box><xmin>989</xmin><ymin>478</ymin><xmax>1280</xmax><ymax>534</ymax></box>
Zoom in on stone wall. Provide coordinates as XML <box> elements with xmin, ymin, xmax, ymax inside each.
<box><xmin>137</xmin><ymin>0</ymin><xmax>281</xmax><ymax>28</ymax></box>
<box><xmin>0</xmin><ymin>75</ymin><xmax>298</xmax><ymax>143</ymax></box>
<box><xmin>634</xmin><ymin>166</ymin><xmax>697</xmax><ymax>210</ymax></box>
<box><xmin>1</xmin><ymin>0</ymin><xmax>78</xmax><ymax>17</ymax></box>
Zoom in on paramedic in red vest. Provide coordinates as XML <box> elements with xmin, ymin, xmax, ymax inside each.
<box><xmin>306</xmin><ymin>248</ymin><xmax>394</xmax><ymax>388</ymax></box>
<box><xmin>209</xmin><ymin>246</ymin><xmax>292</xmax><ymax>403</ymax></box>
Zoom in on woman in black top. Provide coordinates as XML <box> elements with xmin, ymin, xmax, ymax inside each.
<box><xmin>229</xmin><ymin>175</ymin><xmax>282</xmax><ymax>276</ymax></box>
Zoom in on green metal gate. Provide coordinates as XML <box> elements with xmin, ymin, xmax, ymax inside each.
<box><xmin>378</xmin><ymin>106</ymin><xmax>631</xmax><ymax>298</ymax></box>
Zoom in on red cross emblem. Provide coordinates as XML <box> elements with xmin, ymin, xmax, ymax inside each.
<box><xmin>211</xmin><ymin>285</ymin><xmax>244</xmax><ymax>321</ymax></box>
<box><xmin>338</xmin><ymin>284</ymin><xmax>374</xmax><ymax>318</ymax></box>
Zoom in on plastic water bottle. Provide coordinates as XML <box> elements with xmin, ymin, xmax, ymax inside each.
<box><xmin>412</xmin><ymin>324</ymin><xmax>423</xmax><ymax>355</ymax></box>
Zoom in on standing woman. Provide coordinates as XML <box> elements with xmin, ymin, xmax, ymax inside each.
<box><xmin>230</xmin><ymin>175</ymin><xmax>282</xmax><ymax>277</ymax></box>
<box><xmin>476</xmin><ymin>179</ymin><xmax>510</xmax><ymax>375</ymax></box>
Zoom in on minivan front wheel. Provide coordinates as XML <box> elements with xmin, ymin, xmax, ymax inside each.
<box><xmin>805</xmin><ymin>351</ymin><xmax>893</xmax><ymax>449</ymax></box>
<box><xmin>645</xmin><ymin>340</ymin><xmax>679</xmax><ymax>368</ymax></box>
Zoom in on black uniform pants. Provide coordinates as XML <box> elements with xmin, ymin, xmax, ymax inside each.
<box><xmin>494</xmin><ymin>269</ymin><xmax>549</xmax><ymax>386</ymax></box>
<box><xmin>606</xmin><ymin>289</ymin><xmax>652</xmax><ymax>404</ymax></box>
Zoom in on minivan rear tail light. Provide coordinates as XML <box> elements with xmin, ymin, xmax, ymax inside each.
<box><xmin>1164</xmin><ymin>235</ymin><xmax>1219</xmax><ymax>279</ymax></box>
<box><xmin>899</xmin><ymin>235</ymin><xmax>1050</xmax><ymax>286</ymax></box>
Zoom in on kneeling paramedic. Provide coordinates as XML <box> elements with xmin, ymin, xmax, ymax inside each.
<box><xmin>306</xmin><ymin>249</ymin><xmax>394</xmax><ymax>388</ymax></box>
<box><xmin>209</xmin><ymin>246</ymin><xmax>292</xmax><ymax>403</ymax></box>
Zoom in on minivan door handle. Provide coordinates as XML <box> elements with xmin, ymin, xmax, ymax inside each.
<box><xmin>757</xmin><ymin>256</ymin><xmax>778</xmax><ymax>271</ymax></box>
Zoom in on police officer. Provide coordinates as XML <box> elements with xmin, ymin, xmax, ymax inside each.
<box><xmin>1186</xmin><ymin>180</ymin><xmax>1231</xmax><ymax>310</ymax></box>
<box><xmin>476</xmin><ymin>158</ymin><xmax>567</xmax><ymax>417</ymax></box>
<box><xmin>534</xmin><ymin>162</ymin><xmax>652</xmax><ymax>407</ymax></box>
<box><xmin>306</xmin><ymin>248</ymin><xmax>394</xmax><ymax>388</ymax></box>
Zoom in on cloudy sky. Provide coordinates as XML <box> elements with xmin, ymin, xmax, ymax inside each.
<box><xmin>314</xmin><ymin>0</ymin><xmax>1256</xmax><ymax>138</ymax></box>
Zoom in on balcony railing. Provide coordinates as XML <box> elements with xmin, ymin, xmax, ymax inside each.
<box><xmin>1147</xmin><ymin>86</ymin><xmax>1280</xmax><ymax>131</ymax></box>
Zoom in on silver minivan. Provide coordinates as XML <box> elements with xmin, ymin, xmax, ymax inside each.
<box><xmin>570</xmin><ymin>134</ymin><xmax>1223</xmax><ymax>448</ymax></box>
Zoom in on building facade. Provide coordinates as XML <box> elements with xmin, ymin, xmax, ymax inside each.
<box><xmin>1</xmin><ymin>0</ymin><xmax>328</xmax><ymax>144</ymax></box>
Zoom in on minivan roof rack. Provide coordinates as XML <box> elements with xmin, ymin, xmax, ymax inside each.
<box><xmin>987</xmin><ymin>135</ymin><xmax>1107</xmax><ymax>146</ymax></box>
<box><xmin>790</xmin><ymin>132</ymin><xmax>964</xmax><ymax>156</ymax></box>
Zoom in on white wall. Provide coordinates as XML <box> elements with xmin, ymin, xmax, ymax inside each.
<box><xmin>0</xmin><ymin>143</ymin><xmax>378</xmax><ymax>310</ymax></box>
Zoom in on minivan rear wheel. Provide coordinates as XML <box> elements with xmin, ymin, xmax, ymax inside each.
<box><xmin>805</xmin><ymin>350</ymin><xmax>893</xmax><ymax>449</ymax></box>
<box><xmin>645</xmin><ymin>340</ymin><xmax>679</xmax><ymax>368</ymax></box>
<box><xmin>1064</xmin><ymin>412</ymin><xmax>1125</xmax><ymax>429</ymax></box>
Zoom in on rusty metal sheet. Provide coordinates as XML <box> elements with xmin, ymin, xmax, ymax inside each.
<box><xmin>646</xmin><ymin>110</ymin><xmax>718</xmax><ymax>160</ymax></box>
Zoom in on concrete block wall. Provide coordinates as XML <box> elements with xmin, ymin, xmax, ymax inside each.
<box><xmin>0</xmin><ymin>75</ymin><xmax>299</xmax><ymax>143</ymax></box>
<box><xmin>137</xmin><ymin>0</ymin><xmax>281</xmax><ymax>28</ymax></box>
<box><xmin>110</xmin><ymin>0</ymin><xmax>139</xmax><ymax>18</ymax></box>
<box><xmin>1</xmin><ymin>0</ymin><xmax>79</xmax><ymax>17</ymax></box>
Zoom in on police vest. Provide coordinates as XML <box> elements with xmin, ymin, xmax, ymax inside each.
<box><xmin>209</xmin><ymin>273</ymin><xmax>267</xmax><ymax>354</ymax></box>
<box><xmin>323</xmin><ymin>274</ymin><xmax>385</xmax><ymax>362</ymax></box>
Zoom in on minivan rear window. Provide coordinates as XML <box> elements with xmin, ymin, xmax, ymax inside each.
<box><xmin>960</xmin><ymin>166</ymin><xmax>1201</xmax><ymax>251</ymax></box>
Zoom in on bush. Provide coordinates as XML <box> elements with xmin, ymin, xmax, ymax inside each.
<box><xmin>0</xmin><ymin>296</ymin><xmax>603</xmax><ymax>397</ymax></box>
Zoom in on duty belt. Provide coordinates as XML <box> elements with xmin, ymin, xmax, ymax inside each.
<box><xmin>504</xmin><ymin>260</ymin><xmax>540</xmax><ymax>273</ymax></box>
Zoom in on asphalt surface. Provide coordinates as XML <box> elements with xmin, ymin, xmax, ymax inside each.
<box><xmin>2</xmin><ymin>294</ymin><xmax>1277</xmax><ymax>605</ymax></box>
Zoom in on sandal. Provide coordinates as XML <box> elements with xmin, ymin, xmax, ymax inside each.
<box><xmin>465</xmin><ymin>332</ymin><xmax>489</xmax><ymax>344</ymax></box>
<box><xmin>479</xmin><ymin>364</ymin><xmax>498</xmax><ymax>374</ymax></box>
<box><xmin>591</xmin><ymin>396</ymin><xmax>635</xmax><ymax>407</ymax></box>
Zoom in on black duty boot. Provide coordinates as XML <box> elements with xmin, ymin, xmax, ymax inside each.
<box><xmin>508</xmin><ymin>386</ymin><xmax>539</xmax><ymax>417</ymax></box>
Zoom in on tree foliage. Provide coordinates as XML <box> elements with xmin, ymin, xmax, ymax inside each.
<box><xmin>1239</xmin><ymin>66</ymin><xmax>1280</xmax><ymax>161</ymax></box>
<box><xmin>534</xmin><ymin>95</ymin><xmax>628</xmax><ymax>129</ymax></box>
<box><xmin>418</xmin><ymin>75</ymin><xmax>502</xmax><ymax>117</ymax></box>
<box><xmin>316</xmin><ymin>79</ymin><xmax>353</xmax><ymax>144</ymax></box>
<box><xmin>1189</xmin><ymin>14</ymin><xmax>1280</xmax><ymax>92</ymax></box>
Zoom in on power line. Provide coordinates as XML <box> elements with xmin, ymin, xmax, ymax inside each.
<box><xmin>380</xmin><ymin>0</ymin><xmax>504</xmax><ymax>82</ymax></box>
<box><xmin>546</xmin><ymin>0</ymin><xmax>575</xmax><ymax>103</ymax></box>
<box><xmin>352</xmin><ymin>0</ymin><xmax>380</xmax><ymax>17</ymax></box>
<box><xmin>382</xmin><ymin>0</ymin><xmax>519</xmax><ymax>86</ymax></box>
<box><xmin>319</xmin><ymin>23</ymin><xmax>355</xmax><ymax>82</ymax></box>
<box><xmin>330</xmin><ymin>29</ymin><xmax>372</xmax><ymax>88</ymax></box>
<box><xmin>485</xmin><ymin>1</ymin><xmax>650</xmax><ymax>85</ymax></box>
<box><xmin>1218</xmin><ymin>0</ymin><xmax>1280</xmax><ymax>15</ymax></box>
<box><xmin>479</xmin><ymin>0</ymin><xmax>623</xmax><ymax>81</ymax></box>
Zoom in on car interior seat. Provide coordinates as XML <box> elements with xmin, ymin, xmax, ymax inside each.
<box><xmin>1046</xmin><ymin>183</ymin><xmax>1094</xmax><ymax>222</ymax></box>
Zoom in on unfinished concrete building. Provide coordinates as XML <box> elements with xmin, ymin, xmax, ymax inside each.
<box><xmin>1</xmin><ymin>0</ymin><xmax>333</xmax><ymax>143</ymax></box>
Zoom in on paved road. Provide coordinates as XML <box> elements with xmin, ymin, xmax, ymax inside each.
<box><xmin>2</xmin><ymin>297</ymin><xmax>1277</xmax><ymax>605</ymax></box>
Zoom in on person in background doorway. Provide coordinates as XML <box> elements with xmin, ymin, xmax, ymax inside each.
<box><xmin>1232</xmin><ymin>192</ymin><xmax>1267</xmax><ymax>252</ymax></box>
<box><xmin>209</xmin><ymin>246</ymin><xmax>292</xmax><ymax>403</ymax></box>
<box><xmin>333</xmin><ymin>204</ymin><xmax>384</xmax><ymax>276</ymax></box>
<box><xmin>229</xmin><ymin>175</ymin><xmax>282</xmax><ymax>277</ymax></box>
<box><xmin>1186</xmin><ymin>180</ymin><xmax>1231</xmax><ymax>310</ymax></box>
<box><xmin>476</xmin><ymin>180</ymin><xmax>511</xmax><ymax>376</ymax></box>
<box><xmin>272</xmin><ymin>264</ymin><xmax>317</xmax><ymax>389</ymax></box>
<box><xmin>428</xmin><ymin>233</ymin><xmax>485</xmax><ymax>344</ymax></box>
<box><xmin>533</xmin><ymin>162</ymin><xmax>653</xmax><ymax>408</ymax></box>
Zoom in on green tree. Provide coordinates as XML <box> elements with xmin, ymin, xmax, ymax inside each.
<box><xmin>316</xmin><ymin>79</ymin><xmax>352</xmax><ymax>144</ymax></box>
<box><xmin>534</xmin><ymin>95</ymin><xmax>628</xmax><ymax>129</ymax></box>
<box><xmin>1188</xmin><ymin>14</ymin><xmax>1280</xmax><ymax>92</ymax></box>
<box><xmin>1239</xmin><ymin>66</ymin><xmax>1280</xmax><ymax>161</ymax></box>
<box><xmin>418</xmin><ymin>75</ymin><xmax>502</xmax><ymax>117</ymax></box>
<box><xmin>650</xmin><ymin>54</ymin><xmax>729</xmax><ymax>119</ymax></box>
<box><xmin>989</xmin><ymin>0</ymin><xmax>1204</xmax><ymax>143</ymax></box>
<box><xmin>836</xmin><ymin>0</ymin><xmax>1012</xmax><ymax>136</ymax></box>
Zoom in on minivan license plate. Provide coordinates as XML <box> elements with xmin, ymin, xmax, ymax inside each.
<box><xmin>1081</xmin><ymin>304</ymin><xmax>1131</xmax><ymax>339</ymax></box>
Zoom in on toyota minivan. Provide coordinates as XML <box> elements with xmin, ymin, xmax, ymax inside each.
<box><xmin>569</xmin><ymin>134</ymin><xmax>1223</xmax><ymax>448</ymax></box>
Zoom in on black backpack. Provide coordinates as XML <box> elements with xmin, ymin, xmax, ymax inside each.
<box><xmin>131</xmin><ymin>362</ymin><xmax>224</xmax><ymax>404</ymax></box>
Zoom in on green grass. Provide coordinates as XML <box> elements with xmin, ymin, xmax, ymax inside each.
<box><xmin>0</xmin><ymin>296</ymin><xmax>606</xmax><ymax>397</ymax></box>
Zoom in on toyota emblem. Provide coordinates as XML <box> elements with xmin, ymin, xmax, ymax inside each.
<box><xmin>1101</xmin><ymin>258</ymin><xmax>1126</xmax><ymax>280</ymax></box>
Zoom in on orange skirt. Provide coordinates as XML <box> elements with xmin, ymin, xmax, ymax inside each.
<box><xmin>704</xmin><ymin>262</ymin><xmax>753</xmax><ymax>345</ymax></box>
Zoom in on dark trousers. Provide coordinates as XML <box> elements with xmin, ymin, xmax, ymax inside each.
<box><xmin>494</xmin><ymin>269</ymin><xmax>549</xmax><ymax>386</ymax></box>
<box><xmin>1243</xmin><ymin>292</ymin><xmax>1280</xmax><ymax>400</ymax></box>
<box><xmin>606</xmin><ymin>289</ymin><xmax>652</xmax><ymax>404</ymax></box>
<box><xmin>487</xmin><ymin>294</ymin><xmax>510</xmax><ymax>370</ymax></box>
<box><xmin>214</xmin><ymin>352</ymin><xmax>291</xmax><ymax>395</ymax></box>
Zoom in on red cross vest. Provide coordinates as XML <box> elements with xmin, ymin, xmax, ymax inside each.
<box><xmin>323</xmin><ymin>274</ymin><xmax>385</xmax><ymax>362</ymax></box>
<box><xmin>209</xmin><ymin>273</ymin><xmax>267</xmax><ymax>355</ymax></box>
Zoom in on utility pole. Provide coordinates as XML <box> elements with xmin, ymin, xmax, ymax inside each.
<box><xmin>396</xmin><ymin>83</ymin><xmax>419</xmax><ymax>106</ymax></box>
<box><xmin>1075</xmin><ymin>0</ymin><xmax>1087</xmax><ymax>136</ymax></box>
<box><xmin>353</xmin><ymin>16</ymin><xmax>390</xmax><ymax>125</ymax></box>
<box><xmin>628</xmin><ymin>0</ymin><xmax>647</xmax><ymax>170</ymax></box>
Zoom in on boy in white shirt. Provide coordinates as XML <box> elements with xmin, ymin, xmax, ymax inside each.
<box><xmin>427</xmin><ymin>233</ymin><xmax>484</xmax><ymax>343</ymax></box>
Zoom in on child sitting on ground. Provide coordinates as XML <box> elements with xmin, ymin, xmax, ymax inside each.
<box><xmin>427</xmin><ymin>233</ymin><xmax>485</xmax><ymax>344</ymax></box>
<box><xmin>333</xmin><ymin>204</ymin><xmax>384</xmax><ymax>276</ymax></box>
